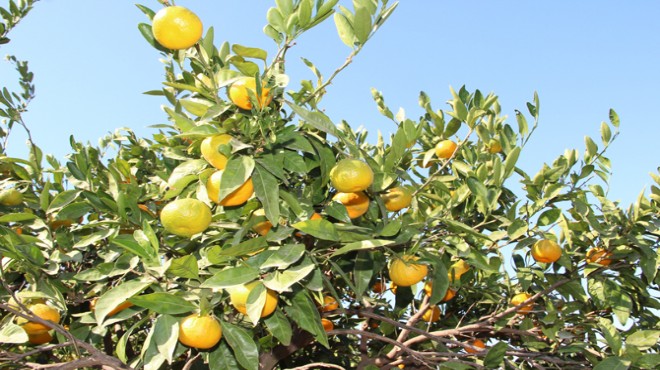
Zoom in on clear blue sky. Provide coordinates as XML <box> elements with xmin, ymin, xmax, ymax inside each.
<box><xmin>2</xmin><ymin>0</ymin><xmax>659</xmax><ymax>206</ymax></box>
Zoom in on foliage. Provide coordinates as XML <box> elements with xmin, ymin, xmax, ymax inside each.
<box><xmin>1</xmin><ymin>1</ymin><xmax>659</xmax><ymax>369</ymax></box>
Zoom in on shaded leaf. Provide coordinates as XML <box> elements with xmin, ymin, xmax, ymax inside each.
<box><xmin>201</xmin><ymin>265</ymin><xmax>260</xmax><ymax>289</ymax></box>
<box><xmin>221</xmin><ymin>322</ymin><xmax>259</xmax><ymax>370</ymax></box>
<box><xmin>129</xmin><ymin>293</ymin><xmax>196</xmax><ymax>315</ymax></box>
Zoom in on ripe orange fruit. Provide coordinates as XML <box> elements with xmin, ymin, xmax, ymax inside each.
<box><xmin>310</xmin><ymin>212</ymin><xmax>323</xmax><ymax>220</ymax></box>
<box><xmin>389</xmin><ymin>255</ymin><xmax>428</xmax><ymax>287</ymax></box>
<box><xmin>531</xmin><ymin>239</ymin><xmax>562</xmax><ymax>263</ymax></box>
<box><xmin>487</xmin><ymin>140</ymin><xmax>502</xmax><ymax>154</ymax></box>
<box><xmin>448</xmin><ymin>260</ymin><xmax>470</xmax><ymax>282</ymax></box>
<box><xmin>251</xmin><ymin>209</ymin><xmax>273</xmax><ymax>236</ymax></box>
<box><xmin>434</xmin><ymin>140</ymin><xmax>458</xmax><ymax>159</ymax></box>
<box><xmin>466</xmin><ymin>339</ymin><xmax>486</xmax><ymax>354</ymax></box>
<box><xmin>160</xmin><ymin>198</ymin><xmax>212</xmax><ymax>237</ymax></box>
<box><xmin>321</xmin><ymin>318</ymin><xmax>334</xmax><ymax>332</ymax></box>
<box><xmin>229</xmin><ymin>281</ymin><xmax>278</xmax><ymax>318</ymax></box>
<box><xmin>90</xmin><ymin>298</ymin><xmax>133</xmax><ymax>317</ymax></box>
<box><xmin>48</xmin><ymin>218</ymin><xmax>70</xmax><ymax>230</ymax></box>
<box><xmin>421</xmin><ymin>305</ymin><xmax>441</xmax><ymax>322</ymax></box>
<box><xmin>178</xmin><ymin>314</ymin><xmax>222</xmax><ymax>349</ymax></box>
<box><xmin>371</xmin><ymin>281</ymin><xmax>386</xmax><ymax>294</ymax></box>
<box><xmin>321</xmin><ymin>296</ymin><xmax>340</xmax><ymax>312</ymax></box>
<box><xmin>228</xmin><ymin>77</ymin><xmax>273</xmax><ymax>110</ymax></box>
<box><xmin>333</xmin><ymin>191</ymin><xmax>370</xmax><ymax>219</ymax></box>
<box><xmin>152</xmin><ymin>6</ymin><xmax>203</xmax><ymax>50</ymax></box>
<box><xmin>423</xmin><ymin>282</ymin><xmax>456</xmax><ymax>302</ymax></box>
<box><xmin>0</xmin><ymin>188</ymin><xmax>23</xmax><ymax>206</ymax></box>
<box><xmin>442</xmin><ymin>288</ymin><xmax>457</xmax><ymax>302</ymax></box>
<box><xmin>206</xmin><ymin>171</ymin><xmax>254</xmax><ymax>207</ymax></box>
<box><xmin>381</xmin><ymin>187</ymin><xmax>413</xmax><ymax>212</ymax></box>
<box><xmin>200</xmin><ymin>134</ymin><xmax>233</xmax><ymax>170</ymax></box>
<box><xmin>28</xmin><ymin>331</ymin><xmax>53</xmax><ymax>345</ymax></box>
<box><xmin>17</xmin><ymin>304</ymin><xmax>61</xmax><ymax>335</ymax></box>
<box><xmin>329</xmin><ymin>159</ymin><xmax>374</xmax><ymax>193</ymax></box>
<box><xmin>586</xmin><ymin>247</ymin><xmax>613</xmax><ymax>266</ymax></box>
<box><xmin>510</xmin><ymin>293</ymin><xmax>533</xmax><ymax>314</ymax></box>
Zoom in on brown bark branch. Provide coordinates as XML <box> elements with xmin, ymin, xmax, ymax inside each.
<box><xmin>259</xmin><ymin>328</ymin><xmax>315</xmax><ymax>370</ymax></box>
<box><xmin>0</xmin><ymin>303</ymin><xmax>133</xmax><ymax>370</ymax></box>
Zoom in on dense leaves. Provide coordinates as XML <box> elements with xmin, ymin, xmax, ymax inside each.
<box><xmin>1</xmin><ymin>0</ymin><xmax>659</xmax><ymax>369</ymax></box>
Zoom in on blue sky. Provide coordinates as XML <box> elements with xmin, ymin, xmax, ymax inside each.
<box><xmin>2</xmin><ymin>0</ymin><xmax>660</xmax><ymax>206</ymax></box>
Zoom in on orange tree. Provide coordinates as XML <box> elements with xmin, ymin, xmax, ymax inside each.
<box><xmin>1</xmin><ymin>1</ymin><xmax>659</xmax><ymax>369</ymax></box>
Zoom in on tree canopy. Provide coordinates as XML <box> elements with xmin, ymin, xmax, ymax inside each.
<box><xmin>1</xmin><ymin>1</ymin><xmax>659</xmax><ymax>369</ymax></box>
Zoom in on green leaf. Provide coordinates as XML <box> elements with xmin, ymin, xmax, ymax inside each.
<box><xmin>333</xmin><ymin>12</ymin><xmax>355</xmax><ymax>47</ymax></box>
<box><xmin>601</xmin><ymin>121</ymin><xmax>612</xmax><ymax>144</ymax></box>
<box><xmin>201</xmin><ymin>265</ymin><xmax>260</xmax><ymax>289</ymax></box>
<box><xmin>466</xmin><ymin>176</ymin><xmax>489</xmax><ymax>212</ymax></box>
<box><xmin>261</xmin><ymin>244</ymin><xmax>306</xmax><ymax>270</ymax></box>
<box><xmin>0</xmin><ymin>322</ymin><xmax>29</xmax><ymax>344</ymax></box>
<box><xmin>275</xmin><ymin>0</ymin><xmax>293</xmax><ymax>16</ymax></box>
<box><xmin>110</xmin><ymin>235</ymin><xmax>158</xmax><ymax>262</ymax></box>
<box><xmin>142</xmin><ymin>314</ymin><xmax>178</xmax><ymax>369</ymax></box>
<box><xmin>164</xmin><ymin>106</ymin><xmax>195</xmax><ymax>132</ymax></box>
<box><xmin>221</xmin><ymin>322</ymin><xmax>259</xmax><ymax>370</ymax></box>
<box><xmin>245</xmin><ymin>282</ymin><xmax>267</xmax><ymax>325</ymax></box>
<box><xmin>137</xmin><ymin>23</ymin><xmax>168</xmax><ymax>53</ymax></box>
<box><xmin>503</xmin><ymin>146</ymin><xmax>521</xmax><ymax>178</ymax></box>
<box><xmin>168</xmin><ymin>255</ymin><xmax>199</xmax><ymax>280</ymax></box>
<box><xmin>264</xmin><ymin>309</ymin><xmax>293</xmax><ymax>345</ymax></box>
<box><xmin>217</xmin><ymin>156</ymin><xmax>255</xmax><ymax>202</ymax></box>
<box><xmin>95</xmin><ymin>280</ymin><xmax>151</xmax><ymax>325</ymax></box>
<box><xmin>352</xmin><ymin>251</ymin><xmax>373</xmax><ymax>299</ymax></box>
<box><xmin>626</xmin><ymin>330</ymin><xmax>660</xmax><ymax>351</ymax></box>
<box><xmin>287</xmin><ymin>102</ymin><xmax>340</xmax><ymax>137</ymax></box>
<box><xmin>284</xmin><ymin>290</ymin><xmax>329</xmax><ymax>348</ymax></box>
<box><xmin>116</xmin><ymin>316</ymin><xmax>149</xmax><ymax>363</ymax></box>
<box><xmin>72</xmin><ymin>228</ymin><xmax>115</xmax><ymax>249</ymax></box>
<box><xmin>163</xmin><ymin>159</ymin><xmax>207</xmax><ymax>200</ymax></box>
<box><xmin>291</xmin><ymin>219</ymin><xmax>340</xmax><ymax>241</ymax></box>
<box><xmin>47</xmin><ymin>189</ymin><xmax>80</xmax><ymax>212</ymax></box>
<box><xmin>636</xmin><ymin>354</ymin><xmax>660</xmax><ymax>369</ymax></box>
<box><xmin>609</xmin><ymin>109</ymin><xmax>620</xmax><ymax>127</ymax></box>
<box><xmin>428</xmin><ymin>259</ymin><xmax>449</xmax><ymax>306</ymax></box>
<box><xmin>297</xmin><ymin>0</ymin><xmax>312</xmax><ymax>27</ymax></box>
<box><xmin>332</xmin><ymin>239</ymin><xmax>393</xmax><ymax>257</ymax></box>
<box><xmin>536</xmin><ymin>208</ymin><xmax>561</xmax><ymax>226</ymax></box>
<box><xmin>267</xmin><ymin>7</ymin><xmax>285</xmax><ymax>32</ymax></box>
<box><xmin>111</xmin><ymin>234</ymin><xmax>158</xmax><ymax>262</ymax></box>
<box><xmin>216</xmin><ymin>237</ymin><xmax>268</xmax><ymax>257</ymax></box>
<box><xmin>598</xmin><ymin>318</ymin><xmax>623</xmax><ymax>356</ymax></box>
<box><xmin>443</xmin><ymin>219</ymin><xmax>492</xmax><ymax>241</ymax></box>
<box><xmin>516</xmin><ymin>110</ymin><xmax>528</xmax><ymax>137</ymax></box>
<box><xmin>263</xmin><ymin>257</ymin><xmax>315</xmax><ymax>292</ymax></box>
<box><xmin>232</xmin><ymin>44</ymin><xmax>267</xmax><ymax>61</ymax></box>
<box><xmin>585</xmin><ymin>136</ymin><xmax>598</xmax><ymax>158</ymax></box>
<box><xmin>353</xmin><ymin>5</ymin><xmax>371</xmax><ymax>44</ymax></box>
<box><xmin>507</xmin><ymin>219</ymin><xmax>528</xmax><ymax>241</ymax></box>
<box><xmin>607</xmin><ymin>286</ymin><xmax>632</xmax><ymax>324</ymax></box>
<box><xmin>483</xmin><ymin>341</ymin><xmax>508</xmax><ymax>369</ymax></box>
<box><xmin>129</xmin><ymin>293</ymin><xmax>196</xmax><ymax>315</ymax></box>
<box><xmin>180</xmin><ymin>98</ymin><xmax>213</xmax><ymax>117</ymax></box>
<box><xmin>209</xmin><ymin>342</ymin><xmax>241</xmax><ymax>370</ymax></box>
<box><xmin>593</xmin><ymin>356</ymin><xmax>630</xmax><ymax>370</ymax></box>
<box><xmin>253</xmin><ymin>164</ymin><xmax>280</xmax><ymax>225</ymax></box>
<box><xmin>0</xmin><ymin>212</ymin><xmax>37</xmax><ymax>223</ymax></box>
